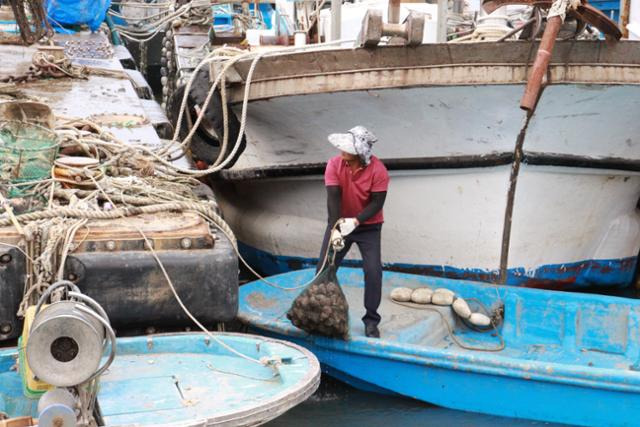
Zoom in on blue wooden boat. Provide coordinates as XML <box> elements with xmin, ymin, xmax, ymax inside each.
<box><xmin>238</xmin><ymin>268</ymin><xmax>640</xmax><ymax>427</ymax></box>
<box><xmin>0</xmin><ymin>332</ymin><xmax>320</xmax><ymax>426</ymax></box>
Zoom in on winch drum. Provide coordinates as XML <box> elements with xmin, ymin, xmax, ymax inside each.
<box><xmin>26</xmin><ymin>301</ymin><xmax>104</xmax><ymax>387</ymax></box>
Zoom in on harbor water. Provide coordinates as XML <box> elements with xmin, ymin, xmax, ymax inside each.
<box><xmin>268</xmin><ymin>375</ymin><xmax>566</xmax><ymax>427</ymax></box>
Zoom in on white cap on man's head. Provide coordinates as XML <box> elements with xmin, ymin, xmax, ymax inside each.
<box><xmin>328</xmin><ymin>126</ymin><xmax>378</xmax><ymax>164</ymax></box>
<box><xmin>327</xmin><ymin>132</ymin><xmax>357</xmax><ymax>155</ymax></box>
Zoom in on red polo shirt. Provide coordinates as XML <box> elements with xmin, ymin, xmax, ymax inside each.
<box><xmin>324</xmin><ymin>155</ymin><xmax>390</xmax><ymax>225</ymax></box>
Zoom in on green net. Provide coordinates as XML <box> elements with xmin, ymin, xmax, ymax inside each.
<box><xmin>0</xmin><ymin>121</ymin><xmax>59</xmax><ymax>186</ymax></box>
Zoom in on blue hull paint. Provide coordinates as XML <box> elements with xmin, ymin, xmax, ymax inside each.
<box><xmin>239</xmin><ymin>241</ymin><xmax>638</xmax><ymax>289</ymax></box>
<box><xmin>252</xmin><ymin>328</ymin><xmax>639</xmax><ymax>426</ymax></box>
<box><xmin>0</xmin><ymin>333</ymin><xmax>320</xmax><ymax>426</ymax></box>
<box><xmin>238</xmin><ymin>268</ymin><xmax>640</xmax><ymax>426</ymax></box>
<box><xmin>319</xmin><ymin>363</ymin><xmax>398</xmax><ymax>395</ymax></box>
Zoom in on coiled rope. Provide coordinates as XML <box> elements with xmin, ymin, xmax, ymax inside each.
<box><xmin>0</xmin><ymin>37</ymin><xmax>358</xmax><ymax>366</ymax></box>
<box><xmin>390</xmin><ymin>300</ymin><xmax>505</xmax><ymax>352</ymax></box>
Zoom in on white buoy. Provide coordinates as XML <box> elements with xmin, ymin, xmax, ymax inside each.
<box><xmin>410</xmin><ymin>288</ymin><xmax>433</xmax><ymax>304</ymax></box>
<box><xmin>469</xmin><ymin>312</ymin><xmax>492</xmax><ymax>327</ymax></box>
<box><xmin>452</xmin><ymin>297</ymin><xmax>472</xmax><ymax>319</ymax></box>
<box><xmin>390</xmin><ymin>287</ymin><xmax>413</xmax><ymax>302</ymax></box>
<box><xmin>432</xmin><ymin>288</ymin><xmax>455</xmax><ymax>306</ymax></box>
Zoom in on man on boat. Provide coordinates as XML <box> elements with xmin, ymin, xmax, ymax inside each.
<box><xmin>319</xmin><ymin>126</ymin><xmax>389</xmax><ymax>339</ymax></box>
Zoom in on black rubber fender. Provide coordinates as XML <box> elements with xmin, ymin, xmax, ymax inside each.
<box><xmin>167</xmin><ymin>67</ymin><xmax>246</xmax><ymax>169</ymax></box>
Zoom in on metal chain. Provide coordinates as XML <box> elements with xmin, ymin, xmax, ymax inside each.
<box><xmin>0</xmin><ymin>51</ymin><xmax>88</xmax><ymax>84</ymax></box>
<box><xmin>140</xmin><ymin>41</ymin><xmax>148</xmax><ymax>78</ymax></box>
<box><xmin>8</xmin><ymin>0</ymin><xmax>53</xmax><ymax>45</ymax></box>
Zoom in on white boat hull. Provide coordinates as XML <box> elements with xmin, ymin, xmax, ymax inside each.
<box><xmin>214</xmin><ymin>164</ymin><xmax>640</xmax><ymax>287</ymax></box>
<box><xmin>206</xmin><ymin>42</ymin><xmax>640</xmax><ymax>288</ymax></box>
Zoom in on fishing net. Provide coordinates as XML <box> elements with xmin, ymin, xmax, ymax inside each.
<box><xmin>0</xmin><ymin>121</ymin><xmax>59</xmax><ymax>183</ymax></box>
<box><xmin>0</xmin><ymin>121</ymin><xmax>59</xmax><ymax>199</ymax></box>
<box><xmin>287</xmin><ymin>247</ymin><xmax>350</xmax><ymax>339</ymax></box>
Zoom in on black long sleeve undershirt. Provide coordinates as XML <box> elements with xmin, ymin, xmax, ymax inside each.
<box><xmin>326</xmin><ymin>185</ymin><xmax>387</xmax><ymax>226</ymax></box>
<box><xmin>356</xmin><ymin>191</ymin><xmax>387</xmax><ymax>224</ymax></box>
<box><xmin>327</xmin><ymin>185</ymin><xmax>342</xmax><ymax>226</ymax></box>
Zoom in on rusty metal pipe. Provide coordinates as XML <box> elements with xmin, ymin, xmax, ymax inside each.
<box><xmin>621</xmin><ymin>0</ymin><xmax>631</xmax><ymax>38</ymax></box>
<box><xmin>520</xmin><ymin>15</ymin><xmax>562</xmax><ymax>111</ymax></box>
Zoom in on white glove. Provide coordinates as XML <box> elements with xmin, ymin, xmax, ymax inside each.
<box><xmin>339</xmin><ymin>218</ymin><xmax>359</xmax><ymax>236</ymax></box>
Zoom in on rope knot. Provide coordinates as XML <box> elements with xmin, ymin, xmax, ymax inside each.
<box><xmin>547</xmin><ymin>0</ymin><xmax>573</xmax><ymax>21</ymax></box>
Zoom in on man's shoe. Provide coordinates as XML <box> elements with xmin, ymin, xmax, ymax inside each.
<box><xmin>365</xmin><ymin>324</ymin><xmax>380</xmax><ymax>338</ymax></box>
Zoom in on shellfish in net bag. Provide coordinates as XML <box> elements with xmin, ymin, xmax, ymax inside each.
<box><xmin>287</xmin><ymin>247</ymin><xmax>349</xmax><ymax>339</ymax></box>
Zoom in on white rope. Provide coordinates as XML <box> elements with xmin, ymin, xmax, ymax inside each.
<box><xmin>88</xmin><ymin>175</ymin><xmax>269</xmax><ymax>366</ymax></box>
<box><xmin>157</xmin><ymin>38</ymin><xmax>356</xmax><ymax>177</ymax></box>
<box><xmin>0</xmin><ymin>241</ymin><xmax>34</xmax><ymax>262</ymax></box>
<box><xmin>547</xmin><ymin>0</ymin><xmax>580</xmax><ymax>21</ymax></box>
<box><xmin>449</xmin><ymin>15</ymin><xmax>513</xmax><ymax>42</ymax></box>
<box><xmin>0</xmin><ymin>37</ymin><xmax>362</xmax><ymax>366</ymax></box>
<box><xmin>109</xmin><ymin>0</ymin><xmax>212</xmax><ymax>42</ymax></box>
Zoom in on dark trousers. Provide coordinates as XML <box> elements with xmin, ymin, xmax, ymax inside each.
<box><xmin>318</xmin><ymin>223</ymin><xmax>383</xmax><ymax>327</ymax></box>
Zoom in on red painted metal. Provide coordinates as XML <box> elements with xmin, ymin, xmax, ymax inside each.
<box><xmin>520</xmin><ymin>15</ymin><xmax>563</xmax><ymax>111</ymax></box>
<box><xmin>483</xmin><ymin>0</ymin><xmax>623</xmax><ymax>112</ymax></box>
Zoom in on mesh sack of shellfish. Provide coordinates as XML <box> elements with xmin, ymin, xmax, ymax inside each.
<box><xmin>287</xmin><ymin>250</ymin><xmax>349</xmax><ymax>339</ymax></box>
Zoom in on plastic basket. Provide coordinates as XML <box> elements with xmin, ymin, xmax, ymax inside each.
<box><xmin>0</xmin><ymin>121</ymin><xmax>59</xmax><ymax>183</ymax></box>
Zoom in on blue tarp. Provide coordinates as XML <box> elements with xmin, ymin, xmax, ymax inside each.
<box><xmin>45</xmin><ymin>0</ymin><xmax>111</xmax><ymax>31</ymax></box>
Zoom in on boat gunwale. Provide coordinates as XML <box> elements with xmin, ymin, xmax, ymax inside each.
<box><xmin>238</xmin><ymin>269</ymin><xmax>640</xmax><ymax>394</ymax></box>
<box><xmin>241</xmin><ymin>311</ymin><xmax>640</xmax><ymax>393</ymax></box>
<box><xmin>226</xmin><ymin>65</ymin><xmax>640</xmax><ymax>103</ymax></box>
<box><xmin>215</xmin><ymin>153</ymin><xmax>514</xmax><ymax>180</ymax></box>
<box><xmin>222</xmin><ymin>41</ymin><xmax>640</xmax><ymax>102</ymax></box>
<box><xmin>236</xmin><ymin>62</ymin><xmax>640</xmax><ymax>86</ymax></box>
<box><xmin>229</xmin><ymin>41</ymin><xmax>640</xmax><ymax>78</ymax></box>
<box><xmin>213</xmin><ymin>152</ymin><xmax>640</xmax><ymax>180</ymax></box>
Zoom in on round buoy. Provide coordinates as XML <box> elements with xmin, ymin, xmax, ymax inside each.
<box><xmin>410</xmin><ymin>288</ymin><xmax>433</xmax><ymax>304</ymax></box>
<box><xmin>390</xmin><ymin>287</ymin><xmax>413</xmax><ymax>302</ymax></box>
<box><xmin>432</xmin><ymin>288</ymin><xmax>455</xmax><ymax>306</ymax></box>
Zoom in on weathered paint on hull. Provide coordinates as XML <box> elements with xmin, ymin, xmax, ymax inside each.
<box><xmin>213</xmin><ymin>164</ymin><xmax>640</xmax><ymax>288</ymax></box>
<box><xmin>230</xmin><ymin>84</ymin><xmax>640</xmax><ymax>169</ymax></box>
<box><xmin>209</xmin><ymin>42</ymin><xmax>640</xmax><ymax>289</ymax></box>
<box><xmin>238</xmin><ymin>267</ymin><xmax>640</xmax><ymax>427</ymax></box>
<box><xmin>251</xmin><ymin>328</ymin><xmax>640</xmax><ymax>427</ymax></box>
<box><xmin>238</xmin><ymin>242</ymin><xmax>638</xmax><ymax>289</ymax></box>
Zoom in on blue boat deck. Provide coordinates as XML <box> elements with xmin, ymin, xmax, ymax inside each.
<box><xmin>239</xmin><ymin>268</ymin><xmax>640</xmax><ymax>426</ymax></box>
<box><xmin>0</xmin><ymin>333</ymin><xmax>321</xmax><ymax>426</ymax></box>
<box><xmin>243</xmin><ymin>269</ymin><xmax>640</xmax><ymax>373</ymax></box>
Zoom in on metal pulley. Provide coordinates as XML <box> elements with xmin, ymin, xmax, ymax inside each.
<box><xmin>37</xmin><ymin>388</ymin><xmax>77</xmax><ymax>427</ymax></box>
<box><xmin>26</xmin><ymin>281</ymin><xmax>116</xmax><ymax>388</ymax></box>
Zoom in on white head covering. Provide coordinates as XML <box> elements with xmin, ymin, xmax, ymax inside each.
<box><xmin>328</xmin><ymin>126</ymin><xmax>378</xmax><ymax>165</ymax></box>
